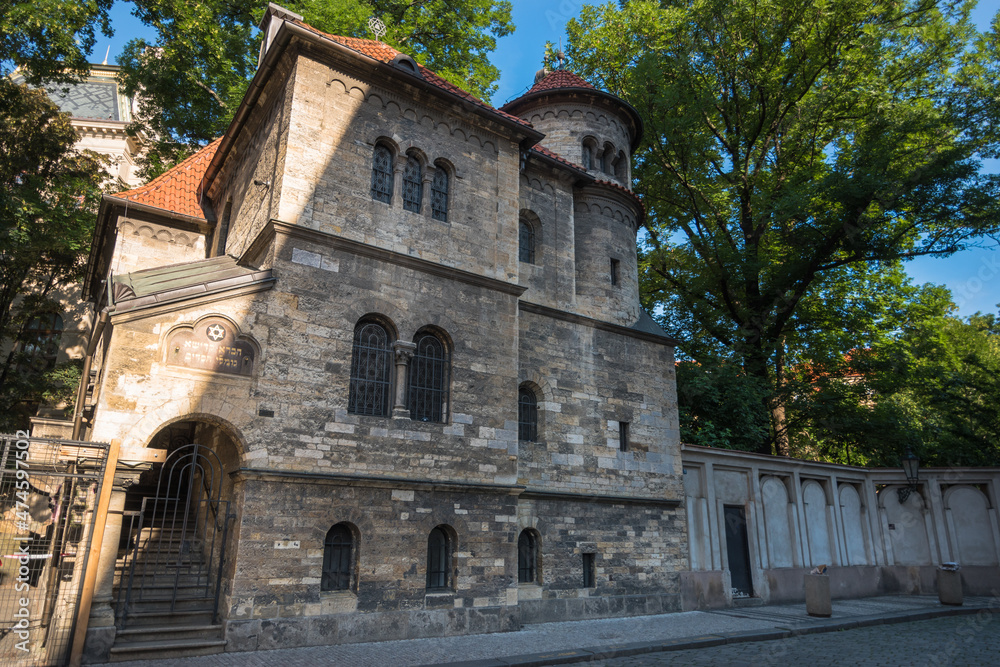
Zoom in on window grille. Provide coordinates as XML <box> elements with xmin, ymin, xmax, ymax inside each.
<box><xmin>371</xmin><ymin>145</ymin><xmax>393</xmax><ymax>203</ymax></box>
<box><xmin>518</xmin><ymin>387</ymin><xmax>537</xmax><ymax>442</ymax></box>
<box><xmin>322</xmin><ymin>524</ymin><xmax>353</xmax><ymax>591</ymax></box>
<box><xmin>348</xmin><ymin>321</ymin><xmax>392</xmax><ymax>416</ymax></box>
<box><xmin>583</xmin><ymin>553</ymin><xmax>596</xmax><ymax>587</ymax></box>
<box><xmin>519</xmin><ymin>220</ymin><xmax>535</xmax><ymax>264</ymax></box>
<box><xmin>582</xmin><ymin>142</ymin><xmax>592</xmax><ymax>170</ymax></box>
<box><xmin>403</xmin><ymin>155</ymin><xmax>423</xmax><ymax>212</ymax></box>
<box><xmin>431</xmin><ymin>167</ymin><xmax>449</xmax><ymax>221</ymax></box>
<box><xmin>426</xmin><ymin>527</ymin><xmax>450</xmax><ymax>589</ymax></box>
<box><xmin>518</xmin><ymin>530</ymin><xmax>538</xmax><ymax>583</ymax></box>
<box><xmin>409</xmin><ymin>333</ymin><xmax>448</xmax><ymax>422</ymax></box>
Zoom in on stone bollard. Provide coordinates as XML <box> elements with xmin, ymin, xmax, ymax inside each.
<box><xmin>804</xmin><ymin>573</ymin><xmax>831</xmax><ymax>617</ymax></box>
<box><xmin>937</xmin><ymin>564</ymin><xmax>963</xmax><ymax>606</ymax></box>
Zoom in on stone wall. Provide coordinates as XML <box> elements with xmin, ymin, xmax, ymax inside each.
<box><xmin>517</xmin><ymin>164</ymin><xmax>578</xmax><ymax>313</ymax></box>
<box><xmin>682</xmin><ymin>444</ymin><xmax>1000</xmax><ymax>607</ymax></box>
<box><xmin>517</xmin><ymin>307</ymin><xmax>680</xmax><ymax>498</ymax></box>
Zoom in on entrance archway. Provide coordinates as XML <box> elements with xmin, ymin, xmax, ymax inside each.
<box><xmin>115</xmin><ymin>419</ymin><xmax>241</xmax><ymax>631</ymax></box>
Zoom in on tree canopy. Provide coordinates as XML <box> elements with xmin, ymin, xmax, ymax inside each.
<box><xmin>118</xmin><ymin>0</ymin><xmax>514</xmax><ymax>178</ymax></box>
<box><xmin>566</xmin><ymin>0</ymin><xmax>1000</xmax><ymax>458</ymax></box>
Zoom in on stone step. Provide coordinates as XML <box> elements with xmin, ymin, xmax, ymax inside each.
<box><xmin>108</xmin><ymin>638</ymin><xmax>226</xmax><ymax>662</ymax></box>
<box><xmin>121</xmin><ymin>596</ymin><xmax>215</xmax><ymax>612</ymax></box>
<box><xmin>733</xmin><ymin>596</ymin><xmax>766</xmax><ymax>607</ymax></box>
<box><xmin>123</xmin><ymin>609</ymin><xmax>215</xmax><ymax>627</ymax></box>
<box><xmin>115</xmin><ymin>623</ymin><xmax>223</xmax><ymax>643</ymax></box>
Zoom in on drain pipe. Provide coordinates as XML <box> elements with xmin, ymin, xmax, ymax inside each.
<box><xmin>71</xmin><ymin>308</ymin><xmax>109</xmax><ymax>440</ymax></box>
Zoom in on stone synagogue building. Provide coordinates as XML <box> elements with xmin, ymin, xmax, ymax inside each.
<box><xmin>75</xmin><ymin>4</ymin><xmax>687</xmax><ymax>661</ymax></box>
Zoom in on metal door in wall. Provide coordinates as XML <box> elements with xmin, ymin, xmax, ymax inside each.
<box><xmin>115</xmin><ymin>443</ymin><xmax>231</xmax><ymax>630</ymax></box>
<box><xmin>724</xmin><ymin>505</ymin><xmax>754</xmax><ymax>598</ymax></box>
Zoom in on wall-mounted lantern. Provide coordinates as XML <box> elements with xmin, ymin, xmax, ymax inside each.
<box><xmin>898</xmin><ymin>449</ymin><xmax>920</xmax><ymax>504</ymax></box>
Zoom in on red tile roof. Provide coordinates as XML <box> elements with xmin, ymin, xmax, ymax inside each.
<box><xmin>530</xmin><ymin>144</ymin><xmax>589</xmax><ymax>175</ymax></box>
<box><xmin>290</xmin><ymin>21</ymin><xmax>531</xmax><ymax>128</ymax></box>
<box><xmin>111</xmin><ymin>139</ymin><xmax>221</xmax><ymax>221</ymax></box>
<box><xmin>525</xmin><ymin>69</ymin><xmax>596</xmax><ymax>95</ymax></box>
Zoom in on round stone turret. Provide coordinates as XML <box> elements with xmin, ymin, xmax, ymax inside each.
<box><xmin>500</xmin><ymin>68</ymin><xmax>643</xmax><ymax>189</ymax></box>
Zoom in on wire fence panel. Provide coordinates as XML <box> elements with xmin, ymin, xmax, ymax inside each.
<box><xmin>0</xmin><ymin>432</ymin><xmax>109</xmax><ymax>667</ymax></box>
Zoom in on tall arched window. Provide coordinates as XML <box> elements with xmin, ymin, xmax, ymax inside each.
<box><xmin>614</xmin><ymin>150</ymin><xmax>628</xmax><ymax>179</ymax></box>
<box><xmin>409</xmin><ymin>332</ymin><xmax>449</xmax><ymax>422</ymax></box>
<box><xmin>371</xmin><ymin>144</ymin><xmax>394</xmax><ymax>203</ymax></box>
<box><xmin>601</xmin><ymin>143</ymin><xmax>615</xmax><ymax>173</ymax></box>
<box><xmin>582</xmin><ymin>137</ymin><xmax>598</xmax><ymax>170</ymax></box>
<box><xmin>21</xmin><ymin>313</ymin><xmax>63</xmax><ymax>371</ymax></box>
<box><xmin>431</xmin><ymin>164</ymin><xmax>449</xmax><ymax>222</ymax></box>
<box><xmin>518</xmin><ymin>386</ymin><xmax>537</xmax><ymax>442</ymax></box>
<box><xmin>348</xmin><ymin>320</ymin><xmax>393</xmax><ymax>416</ymax></box>
<box><xmin>403</xmin><ymin>153</ymin><xmax>423</xmax><ymax>212</ymax></box>
<box><xmin>518</xmin><ymin>530</ymin><xmax>539</xmax><ymax>584</ymax></box>
<box><xmin>322</xmin><ymin>523</ymin><xmax>355</xmax><ymax>591</ymax></box>
<box><xmin>519</xmin><ymin>219</ymin><xmax>535</xmax><ymax>264</ymax></box>
<box><xmin>426</xmin><ymin>526</ymin><xmax>451</xmax><ymax>589</ymax></box>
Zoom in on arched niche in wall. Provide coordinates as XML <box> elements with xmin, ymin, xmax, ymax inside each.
<box><xmin>880</xmin><ymin>486</ymin><xmax>931</xmax><ymax>566</ymax></box>
<box><xmin>760</xmin><ymin>476</ymin><xmax>793</xmax><ymax>568</ymax></box>
<box><xmin>839</xmin><ymin>484</ymin><xmax>869</xmax><ymax>566</ymax></box>
<box><xmin>163</xmin><ymin>316</ymin><xmax>258</xmax><ymax>377</ymax></box>
<box><xmin>945</xmin><ymin>485</ymin><xmax>998</xmax><ymax>565</ymax></box>
<box><xmin>802</xmin><ymin>480</ymin><xmax>832</xmax><ymax>566</ymax></box>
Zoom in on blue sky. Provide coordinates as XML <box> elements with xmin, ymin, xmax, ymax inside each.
<box><xmin>99</xmin><ymin>1</ymin><xmax>999</xmax><ymax>317</ymax></box>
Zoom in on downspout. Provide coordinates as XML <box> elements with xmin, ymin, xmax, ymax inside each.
<box><xmin>71</xmin><ymin>308</ymin><xmax>109</xmax><ymax>440</ymax></box>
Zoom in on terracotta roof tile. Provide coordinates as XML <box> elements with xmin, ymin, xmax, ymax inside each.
<box><xmin>291</xmin><ymin>21</ymin><xmax>531</xmax><ymax>128</ymax></box>
<box><xmin>524</xmin><ymin>69</ymin><xmax>596</xmax><ymax>95</ymax></box>
<box><xmin>111</xmin><ymin>139</ymin><xmax>221</xmax><ymax>220</ymax></box>
<box><xmin>531</xmin><ymin>145</ymin><xmax>589</xmax><ymax>174</ymax></box>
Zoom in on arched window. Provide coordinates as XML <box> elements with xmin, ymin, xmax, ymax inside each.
<box><xmin>409</xmin><ymin>332</ymin><xmax>449</xmax><ymax>422</ymax></box>
<box><xmin>519</xmin><ymin>219</ymin><xmax>535</xmax><ymax>264</ymax></box>
<box><xmin>426</xmin><ymin>526</ymin><xmax>451</xmax><ymax>589</ymax></box>
<box><xmin>348</xmin><ymin>320</ymin><xmax>393</xmax><ymax>416</ymax></box>
<box><xmin>403</xmin><ymin>153</ymin><xmax>423</xmax><ymax>212</ymax></box>
<box><xmin>21</xmin><ymin>313</ymin><xmax>63</xmax><ymax>371</ymax></box>
<box><xmin>431</xmin><ymin>164</ymin><xmax>449</xmax><ymax>222</ymax></box>
<box><xmin>518</xmin><ymin>386</ymin><xmax>537</xmax><ymax>442</ymax></box>
<box><xmin>518</xmin><ymin>530</ymin><xmax>539</xmax><ymax>584</ymax></box>
<box><xmin>615</xmin><ymin>150</ymin><xmax>628</xmax><ymax>180</ymax></box>
<box><xmin>601</xmin><ymin>143</ymin><xmax>615</xmax><ymax>173</ymax></box>
<box><xmin>370</xmin><ymin>144</ymin><xmax>394</xmax><ymax>203</ymax></box>
<box><xmin>582</xmin><ymin>137</ymin><xmax>598</xmax><ymax>171</ymax></box>
<box><xmin>322</xmin><ymin>523</ymin><xmax>354</xmax><ymax>591</ymax></box>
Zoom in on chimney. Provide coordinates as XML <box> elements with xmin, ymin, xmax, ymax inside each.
<box><xmin>257</xmin><ymin>3</ymin><xmax>303</xmax><ymax>69</ymax></box>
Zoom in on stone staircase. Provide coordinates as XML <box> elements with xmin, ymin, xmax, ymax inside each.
<box><xmin>111</xmin><ymin>493</ymin><xmax>227</xmax><ymax>661</ymax></box>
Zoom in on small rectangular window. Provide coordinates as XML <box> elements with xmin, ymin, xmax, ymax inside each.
<box><xmin>619</xmin><ymin>421</ymin><xmax>629</xmax><ymax>452</ymax></box>
<box><xmin>582</xmin><ymin>553</ymin><xmax>596</xmax><ymax>588</ymax></box>
<box><xmin>610</xmin><ymin>258</ymin><xmax>620</xmax><ymax>286</ymax></box>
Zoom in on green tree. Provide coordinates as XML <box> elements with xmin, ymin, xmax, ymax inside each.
<box><xmin>0</xmin><ymin>0</ymin><xmax>113</xmax><ymax>83</ymax></box>
<box><xmin>0</xmin><ymin>82</ymin><xmax>106</xmax><ymax>430</ymax></box>
<box><xmin>569</xmin><ymin>0</ymin><xmax>1000</xmax><ymax>454</ymax></box>
<box><xmin>119</xmin><ymin>0</ymin><xmax>514</xmax><ymax>178</ymax></box>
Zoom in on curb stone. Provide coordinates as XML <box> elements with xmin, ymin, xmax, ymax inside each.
<box><xmin>427</xmin><ymin>602</ymin><xmax>999</xmax><ymax>667</ymax></box>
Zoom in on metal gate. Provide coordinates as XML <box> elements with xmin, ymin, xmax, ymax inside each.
<box><xmin>0</xmin><ymin>432</ymin><xmax>110</xmax><ymax>667</ymax></box>
<box><xmin>115</xmin><ymin>444</ymin><xmax>232</xmax><ymax>630</ymax></box>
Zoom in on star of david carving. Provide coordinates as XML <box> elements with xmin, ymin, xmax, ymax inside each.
<box><xmin>206</xmin><ymin>324</ymin><xmax>226</xmax><ymax>341</ymax></box>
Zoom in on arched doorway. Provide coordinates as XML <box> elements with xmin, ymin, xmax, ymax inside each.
<box><xmin>115</xmin><ymin>419</ymin><xmax>240</xmax><ymax>631</ymax></box>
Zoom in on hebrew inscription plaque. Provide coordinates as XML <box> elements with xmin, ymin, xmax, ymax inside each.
<box><xmin>165</xmin><ymin>320</ymin><xmax>254</xmax><ymax>376</ymax></box>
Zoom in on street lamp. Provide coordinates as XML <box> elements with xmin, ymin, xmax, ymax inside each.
<box><xmin>897</xmin><ymin>449</ymin><xmax>920</xmax><ymax>504</ymax></box>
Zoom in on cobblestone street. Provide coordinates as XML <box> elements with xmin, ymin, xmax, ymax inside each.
<box><xmin>578</xmin><ymin>614</ymin><xmax>1000</xmax><ymax>667</ymax></box>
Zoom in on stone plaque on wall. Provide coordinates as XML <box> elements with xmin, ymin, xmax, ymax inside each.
<box><xmin>165</xmin><ymin>320</ymin><xmax>255</xmax><ymax>376</ymax></box>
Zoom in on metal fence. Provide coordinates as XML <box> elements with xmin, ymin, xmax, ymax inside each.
<box><xmin>0</xmin><ymin>432</ymin><xmax>109</xmax><ymax>667</ymax></box>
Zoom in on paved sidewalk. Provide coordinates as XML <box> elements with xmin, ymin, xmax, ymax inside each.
<box><xmin>100</xmin><ymin>595</ymin><xmax>999</xmax><ymax>667</ymax></box>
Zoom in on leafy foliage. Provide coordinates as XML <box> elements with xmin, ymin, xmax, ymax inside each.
<box><xmin>118</xmin><ymin>0</ymin><xmax>514</xmax><ymax>179</ymax></box>
<box><xmin>0</xmin><ymin>81</ymin><xmax>106</xmax><ymax>430</ymax></box>
<box><xmin>0</xmin><ymin>0</ymin><xmax>113</xmax><ymax>83</ymax></box>
<box><xmin>568</xmin><ymin>0</ymin><xmax>1000</xmax><ymax>455</ymax></box>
